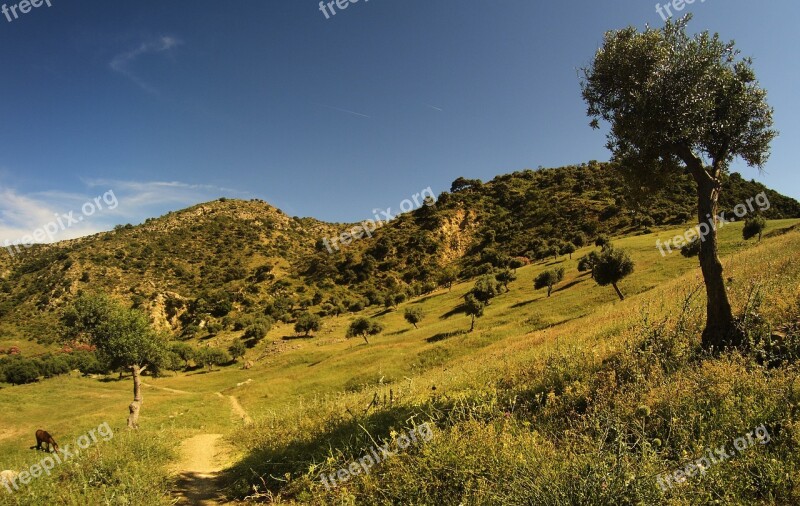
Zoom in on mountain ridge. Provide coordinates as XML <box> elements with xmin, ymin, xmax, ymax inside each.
<box><xmin>1</xmin><ymin>162</ymin><xmax>798</xmax><ymax>345</ymax></box>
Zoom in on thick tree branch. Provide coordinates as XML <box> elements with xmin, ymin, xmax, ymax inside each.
<box><xmin>670</xmin><ymin>142</ymin><xmax>714</xmax><ymax>187</ymax></box>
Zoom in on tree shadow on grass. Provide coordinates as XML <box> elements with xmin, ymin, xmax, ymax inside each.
<box><xmin>282</xmin><ymin>334</ymin><xmax>313</xmax><ymax>341</ymax></box>
<box><xmin>97</xmin><ymin>376</ymin><xmax>126</xmax><ymax>383</ymax></box>
<box><xmin>387</xmin><ymin>328</ymin><xmax>411</xmax><ymax>336</ymax></box>
<box><xmin>371</xmin><ymin>305</ymin><xmax>400</xmax><ymax>316</ymax></box>
<box><xmin>221</xmin><ymin>403</ymin><xmax>447</xmax><ymax>502</ymax></box>
<box><xmin>411</xmin><ymin>293</ymin><xmax>439</xmax><ymax>305</ymax></box>
<box><xmin>510</xmin><ymin>299</ymin><xmax>538</xmax><ymax>309</ymax></box>
<box><xmin>426</xmin><ymin>329</ymin><xmax>468</xmax><ymax>343</ymax></box>
<box><xmin>186</xmin><ymin>369</ymin><xmax>222</xmax><ymax>376</ymax></box>
<box><xmin>553</xmin><ymin>278</ymin><xmax>587</xmax><ymax>293</ymax></box>
<box><xmin>174</xmin><ymin>471</ymin><xmax>227</xmax><ymax>505</ymax></box>
<box><xmin>440</xmin><ymin>303</ymin><xmax>466</xmax><ymax>320</ymax></box>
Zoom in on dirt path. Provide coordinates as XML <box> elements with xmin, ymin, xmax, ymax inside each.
<box><xmin>214</xmin><ymin>392</ymin><xmax>253</xmax><ymax>426</ymax></box>
<box><xmin>172</xmin><ymin>392</ymin><xmax>252</xmax><ymax>503</ymax></box>
<box><xmin>173</xmin><ymin>434</ymin><xmax>231</xmax><ymax>505</ymax></box>
<box><xmin>142</xmin><ymin>382</ymin><xmax>191</xmax><ymax>394</ymax></box>
<box><xmin>227</xmin><ymin>394</ymin><xmax>254</xmax><ymax>426</ymax></box>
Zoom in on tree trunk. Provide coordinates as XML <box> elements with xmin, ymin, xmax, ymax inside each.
<box><xmin>547</xmin><ymin>286</ymin><xmax>552</xmax><ymax>297</ymax></box>
<box><xmin>612</xmin><ymin>283</ymin><xmax>625</xmax><ymax>301</ymax></box>
<box><xmin>695</xmin><ymin>176</ymin><xmax>739</xmax><ymax>350</ymax></box>
<box><xmin>127</xmin><ymin>364</ymin><xmax>146</xmax><ymax>429</ymax></box>
<box><xmin>362</xmin><ymin>334</ymin><xmax>369</xmax><ymax>345</ymax></box>
<box><xmin>469</xmin><ymin>315</ymin><xmax>475</xmax><ymax>332</ymax></box>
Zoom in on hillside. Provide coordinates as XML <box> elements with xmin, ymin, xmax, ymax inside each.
<box><xmin>0</xmin><ymin>200</ymin><xmax>343</xmax><ymax>344</ymax></box>
<box><xmin>1</xmin><ymin>218</ymin><xmax>799</xmax><ymax>504</ymax></box>
<box><xmin>0</xmin><ymin>163</ymin><xmax>798</xmax><ymax>347</ymax></box>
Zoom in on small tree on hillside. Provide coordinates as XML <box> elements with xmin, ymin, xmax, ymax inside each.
<box><xmin>577</xmin><ymin>251</ymin><xmax>600</xmax><ymax>278</ymax></box>
<box><xmin>346</xmin><ymin>317</ymin><xmax>384</xmax><ymax>344</ymax></box>
<box><xmin>438</xmin><ymin>266</ymin><xmax>459</xmax><ymax>292</ymax></box>
<box><xmin>534</xmin><ymin>268</ymin><xmax>565</xmax><ymax>297</ymax></box>
<box><xmin>572</xmin><ymin>232</ymin><xmax>587</xmax><ymax>247</ymax></box>
<box><xmin>743</xmin><ymin>215</ymin><xmax>766</xmax><ymax>242</ymax></box>
<box><xmin>228</xmin><ymin>340</ymin><xmax>246</xmax><ymax>362</ymax></box>
<box><xmin>593</xmin><ymin>247</ymin><xmax>635</xmax><ymax>301</ymax></box>
<box><xmin>171</xmin><ymin>343</ymin><xmax>196</xmax><ymax>370</ymax></box>
<box><xmin>463</xmin><ymin>293</ymin><xmax>485</xmax><ymax>332</ymax></box>
<box><xmin>495</xmin><ymin>268</ymin><xmax>517</xmax><ymax>292</ymax></box>
<box><xmin>548</xmin><ymin>243</ymin><xmax>563</xmax><ymax>261</ymax></box>
<box><xmin>244</xmin><ymin>319</ymin><xmax>271</xmax><ymax>341</ymax></box>
<box><xmin>595</xmin><ymin>235</ymin><xmax>611</xmax><ymax>249</ymax></box>
<box><xmin>470</xmin><ymin>276</ymin><xmax>501</xmax><ymax>305</ymax></box>
<box><xmin>561</xmin><ymin>242</ymin><xmax>577</xmax><ymax>259</ymax></box>
<box><xmin>404</xmin><ymin>307</ymin><xmax>424</xmax><ymax>329</ymax></box>
<box><xmin>62</xmin><ymin>294</ymin><xmax>167</xmax><ymax>429</ymax></box>
<box><xmin>508</xmin><ymin>257</ymin><xmax>526</xmax><ymax>271</ymax></box>
<box><xmin>294</xmin><ymin>313</ymin><xmax>321</xmax><ymax>337</ymax></box>
<box><xmin>384</xmin><ymin>291</ymin><xmax>407</xmax><ymax>310</ymax></box>
<box><xmin>197</xmin><ymin>347</ymin><xmax>230</xmax><ymax>371</ymax></box>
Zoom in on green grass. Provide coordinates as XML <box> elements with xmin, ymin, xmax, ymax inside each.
<box><xmin>0</xmin><ymin>219</ymin><xmax>799</xmax><ymax>505</ymax></box>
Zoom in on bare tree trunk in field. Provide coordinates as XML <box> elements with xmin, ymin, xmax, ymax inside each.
<box><xmin>680</xmin><ymin>149</ymin><xmax>739</xmax><ymax>351</ymax></box>
<box><xmin>127</xmin><ymin>364</ymin><xmax>146</xmax><ymax>429</ymax></box>
<box><xmin>612</xmin><ymin>283</ymin><xmax>625</xmax><ymax>301</ymax></box>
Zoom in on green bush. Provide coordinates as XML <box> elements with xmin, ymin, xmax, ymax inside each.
<box><xmin>2</xmin><ymin>358</ymin><xmax>40</xmax><ymax>385</ymax></box>
<box><xmin>294</xmin><ymin>313</ymin><xmax>321</xmax><ymax>336</ymax></box>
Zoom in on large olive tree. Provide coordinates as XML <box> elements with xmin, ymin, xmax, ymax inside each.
<box><xmin>581</xmin><ymin>16</ymin><xmax>776</xmax><ymax>350</ymax></box>
<box><xmin>62</xmin><ymin>294</ymin><xmax>166</xmax><ymax>429</ymax></box>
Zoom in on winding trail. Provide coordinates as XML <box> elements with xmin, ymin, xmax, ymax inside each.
<box><xmin>142</xmin><ymin>382</ymin><xmax>191</xmax><ymax>394</ymax></box>
<box><xmin>223</xmin><ymin>393</ymin><xmax>254</xmax><ymax>426</ymax></box>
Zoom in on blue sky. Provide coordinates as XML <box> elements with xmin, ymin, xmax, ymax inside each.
<box><xmin>0</xmin><ymin>0</ymin><xmax>797</xmax><ymax>242</ymax></box>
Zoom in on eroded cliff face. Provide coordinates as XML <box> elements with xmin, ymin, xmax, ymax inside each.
<box><xmin>147</xmin><ymin>291</ymin><xmax>189</xmax><ymax>333</ymax></box>
<box><xmin>435</xmin><ymin>207</ymin><xmax>480</xmax><ymax>265</ymax></box>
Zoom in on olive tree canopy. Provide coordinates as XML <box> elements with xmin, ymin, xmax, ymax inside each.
<box><xmin>581</xmin><ymin>16</ymin><xmax>777</xmax><ymax>350</ymax></box>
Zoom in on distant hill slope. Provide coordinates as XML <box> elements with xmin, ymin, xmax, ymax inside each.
<box><xmin>1</xmin><ymin>162</ymin><xmax>797</xmax><ymax>344</ymax></box>
<box><xmin>303</xmin><ymin>162</ymin><xmax>800</xmax><ymax>293</ymax></box>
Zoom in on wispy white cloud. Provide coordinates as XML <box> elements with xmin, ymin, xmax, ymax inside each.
<box><xmin>425</xmin><ymin>104</ymin><xmax>444</xmax><ymax>112</ymax></box>
<box><xmin>0</xmin><ymin>179</ymin><xmax>250</xmax><ymax>246</ymax></box>
<box><xmin>0</xmin><ymin>188</ymin><xmax>108</xmax><ymax>245</ymax></box>
<box><xmin>110</xmin><ymin>36</ymin><xmax>182</xmax><ymax>94</ymax></box>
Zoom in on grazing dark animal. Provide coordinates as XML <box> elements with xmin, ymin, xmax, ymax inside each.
<box><xmin>31</xmin><ymin>430</ymin><xmax>59</xmax><ymax>453</ymax></box>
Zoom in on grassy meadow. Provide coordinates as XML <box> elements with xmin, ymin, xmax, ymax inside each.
<box><xmin>1</xmin><ymin>218</ymin><xmax>799</xmax><ymax>505</ymax></box>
